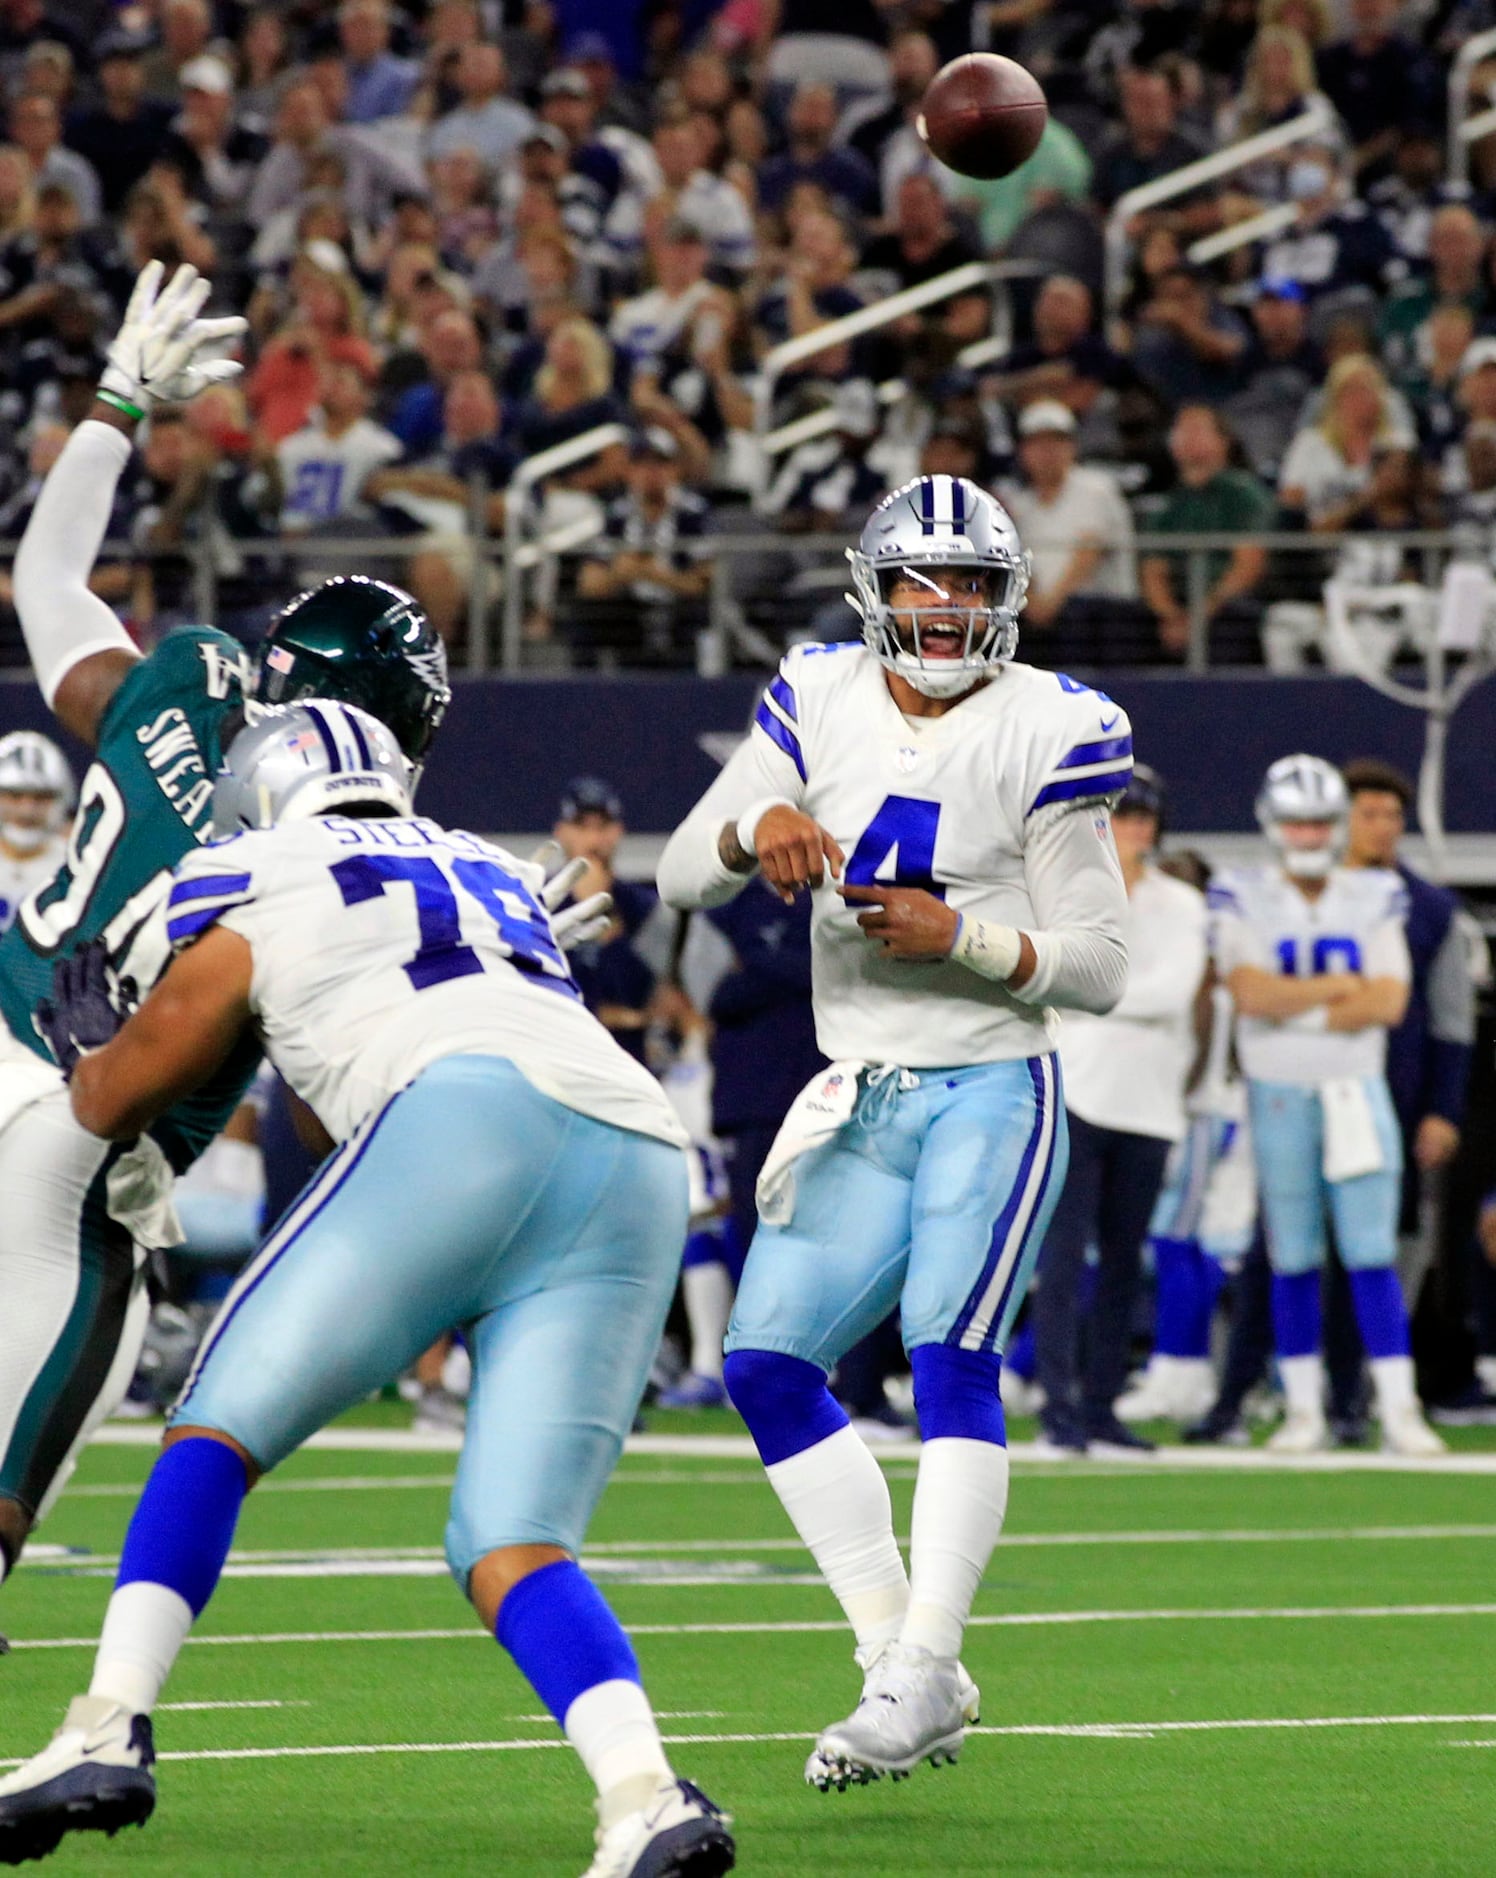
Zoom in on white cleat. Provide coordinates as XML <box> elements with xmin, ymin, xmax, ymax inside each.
<box><xmin>1267</xmin><ymin>1409</ymin><xmax>1330</xmax><ymax>1454</ymax></box>
<box><xmin>1116</xmin><ymin>1357</ymin><xmax>1216</xmax><ymax>1425</ymax></box>
<box><xmin>806</xmin><ymin>1643</ymin><xmax>966</xmax><ymax>1792</ymax></box>
<box><xmin>1380</xmin><ymin>1405</ymin><xmax>1447</xmax><ymax>1458</ymax></box>
<box><xmin>579</xmin><ymin>1777</ymin><xmax>734</xmax><ymax>1878</ymax></box>
<box><xmin>0</xmin><ymin>1696</ymin><xmax>155</xmax><ymax>1865</ymax></box>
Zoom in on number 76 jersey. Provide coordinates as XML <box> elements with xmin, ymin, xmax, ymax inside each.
<box><xmin>166</xmin><ymin>816</ymin><xmax>686</xmax><ymax>1150</ymax></box>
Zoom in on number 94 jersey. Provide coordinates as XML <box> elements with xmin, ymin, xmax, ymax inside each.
<box><xmin>166</xmin><ymin>815</ymin><xmax>687</xmax><ymax>1151</ymax></box>
<box><xmin>1209</xmin><ymin>864</ymin><xmax>1410</xmax><ymax>1085</ymax></box>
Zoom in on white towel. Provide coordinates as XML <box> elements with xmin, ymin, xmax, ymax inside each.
<box><xmin>1320</xmin><ymin>1076</ymin><xmax>1384</xmax><ymax>1183</ymax></box>
<box><xmin>106</xmin><ymin>1133</ymin><xmax>184</xmax><ymax>1252</ymax></box>
<box><xmin>755</xmin><ymin>1060</ymin><xmax>865</xmax><ymax>1228</ymax></box>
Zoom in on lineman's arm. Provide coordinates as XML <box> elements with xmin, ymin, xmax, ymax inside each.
<box><xmin>70</xmin><ymin>927</ymin><xmax>255</xmax><ymax>1141</ymax></box>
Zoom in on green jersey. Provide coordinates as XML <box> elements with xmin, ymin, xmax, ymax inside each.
<box><xmin>0</xmin><ymin>625</ymin><xmax>262</xmax><ymax>1171</ymax></box>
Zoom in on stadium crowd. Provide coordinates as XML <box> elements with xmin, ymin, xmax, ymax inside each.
<box><xmin>0</xmin><ymin>0</ymin><xmax>1492</xmax><ymax>667</ymax></box>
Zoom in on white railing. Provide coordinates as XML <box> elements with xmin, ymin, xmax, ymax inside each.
<box><xmin>1104</xmin><ymin>99</ymin><xmax>1337</xmax><ymax>325</ymax></box>
<box><xmin>1449</xmin><ymin>27</ymin><xmax>1496</xmax><ymax>185</ymax></box>
<box><xmin>1186</xmin><ymin>201</ymin><xmax>1298</xmax><ymax>268</ymax></box>
<box><xmin>497</xmin><ymin>422</ymin><xmax>629</xmax><ymax>672</ymax></box>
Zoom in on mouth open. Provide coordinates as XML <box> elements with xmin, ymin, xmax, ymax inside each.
<box><xmin>916</xmin><ymin>622</ymin><xmax>968</xmax><ymax>660</ymax></box>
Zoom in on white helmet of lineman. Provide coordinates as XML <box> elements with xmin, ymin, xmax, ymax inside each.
<box><xmin>0</xmin><ymin>729</ymin><xmax>75</xmax><ymax>854</ymax></box>
<box><xmin>846</xmin><ymin>474</ymin><xmax>1031</xmax><ymax>699</ymax></box>
<box><xmin>1256</xmin><ymin>753</ymin><xmax>1349</xmax><ymax>879</ymax></box>
<box><xmin>213</xmin><ymin>700</ymin><xmax>413</xmax><ymax>836</ymax></box>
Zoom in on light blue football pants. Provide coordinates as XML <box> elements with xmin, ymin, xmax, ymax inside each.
<box><xmin>1248</xmin><ymin>1077</ymin><xmax>1402</xmax><ymax>1277</ymax></box>
<box><xmin>726</xmin><ymin>1055</ymin><xmax>1066</xmax><ymax>1370</ymax></box>
<box><xmin>172</xmin><ymin>1056</ymin><xmax>688</xmax><ymax>1585</ymax></box>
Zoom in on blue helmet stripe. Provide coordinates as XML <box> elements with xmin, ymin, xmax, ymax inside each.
<box><xmin>303</xmin><ymin>703</ymin><xmax>341</xmax><ymax>774</ymax></box>
<box><xmin>346</xmin><ymin>710</ymin><xmax>372</xmax><ymax>769</ymax></box>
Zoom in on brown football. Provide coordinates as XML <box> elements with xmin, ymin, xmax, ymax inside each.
<box><xmin>916</xmin><ymin>54</ymin><xmax>1048</xmax><ymax>181</ymax></box>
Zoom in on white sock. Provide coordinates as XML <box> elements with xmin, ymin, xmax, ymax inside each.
<box><xmin>681</xmin><ymin>1263</ymin><xmax>732</xmax><ymax>1381</ymax></box>
<box><xmin>1369</xmin><ymin>1355</ymin><xmax>1418</xmax><ymax>1417</ymax></box>
<box><xmin>1279</xmin><ymin>1355</ymin><xmax>1325</xmax><ymax>1420</ymax></box>
<box><xmin>563</xmin><ymin>1678</ymin><xmax>673</xmax><ymax>1830</ymax></box>
<box><xmin>766</xmin><ymin>1425</ymin><xmax>908</xmax><ymax>1650</ymax></box>
<box><xmin>88</xmin><ymin>1582</ymin><xmax>194</xmax><ymax>1715</ymax></box>
<box><xmin>1476</xmin><ymin>1355</ymin><xmax>1496</xmax><ymax>1395</ymax></box>
<box><xmin>901</xmin><ymin>1438</ymin><xmax>1009</xmax><ymax>1661</ymax></box>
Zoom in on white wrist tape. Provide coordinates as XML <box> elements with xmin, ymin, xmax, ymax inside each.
<box><xmin>736</xmin><ymin>796</ymin><xmax>797</xmax><ymax>858</ymax></box>
<box><xmin>950</xmin><ymin>915</ymin><xmax>1022</xmax><ymax>984</ymax></box>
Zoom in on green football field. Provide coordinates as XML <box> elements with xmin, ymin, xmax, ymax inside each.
<box><xmin>4</xmin><ymin>1411</ymin><xmax>1495</xmax><ymax>1877</ymax></box>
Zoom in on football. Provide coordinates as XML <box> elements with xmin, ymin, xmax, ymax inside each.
<box><xmin>916</xmin><ymin>53</ymin><xmax>1049</xmax><ymax>180</ymax></box>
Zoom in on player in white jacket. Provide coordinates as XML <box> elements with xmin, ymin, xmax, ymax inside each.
<box><xmin>658</xmin><ymin>475</ymin><xmax>1130</xmax><ymax>1790</ymax></box>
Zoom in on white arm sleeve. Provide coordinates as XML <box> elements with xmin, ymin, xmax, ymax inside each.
<box><xmin>14</xmin><ymin>418</ymin><xmax>138</xmax><ymax>709</ymax></box>
<box><xmin>1010</xmin><ymin>801</ymin><xmax>1129</xmax><ymax>1014</ymax></box>
<box><xmin>657</xmin><ymin>726</ymin><xmax>807</xmax><ymax>910</ymax></box>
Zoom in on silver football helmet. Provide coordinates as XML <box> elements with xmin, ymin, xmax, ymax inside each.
<box><xmin>213</xmin><ymin>700</ymin><xmax>413</xmax><ymax>836</ymax></box>
<box><xmin>0</xmin><ymin>730</ymin><xmax>75</xmax><ymax>853</ymax></box>
<box><xmin>846</xmin><ymin>475</ymin><xmax>1030</xmax><ymax>699</ymax></box>
<box><xmin>1255</xmin><ymin>754</ymin><xmax>1348</xmax><ymax>879</ymax></box>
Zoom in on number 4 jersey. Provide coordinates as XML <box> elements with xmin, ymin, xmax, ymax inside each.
<box><xmin>1209</xmin><ymin>865</ymin><xmax>1411</xmax><ymax>1085</ymax></box>
<box><xmin>166</xmin><ymin>815</ymin><xmax>687</xmax><ymax>1150</ymax></box>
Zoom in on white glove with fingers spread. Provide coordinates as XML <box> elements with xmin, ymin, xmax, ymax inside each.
<box><xmin>534</xmin><ymin>852</ymin><xmax>614</xmax><ymax>951</ymax></box>
<box><xmin>100</xmin><ymin>261</ymin><xmax>248</xmax><ymax>418</ymax></box>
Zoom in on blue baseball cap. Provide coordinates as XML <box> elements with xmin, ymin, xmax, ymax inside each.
<box><xmin>558</xmin><ymin>776</ymin><xmax>624</xmax><ymax>823</ymax></box>
<box><xmin>1256</xmin><ymin>276</ymin><xmax>1307</xmax><ymax>302</ymax></box>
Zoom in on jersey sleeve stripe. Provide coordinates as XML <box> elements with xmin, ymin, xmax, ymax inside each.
<box><xmin>167</xmin><ymin>872</ymin><xmax>252</xmax><ymax>907</ymax></box>
<box><xmin>1029</xmin><ymin>766</ymin><xmax>1132</xmax><ymax>813</ymax></box>
<box><xmin>1055</xmin><ymin>732</ymin><xmax>1133</xmax><ymax>771</ymax></box>
<box><xmin>768</xmin><ymin>672</ymin><xmax>799</xmax><ymax>723</ymax></box>
<box><xmin>167</xmin><ymin>901</ymin><xmax>247</xmax><ymax>946</ymax></box>
<box><xmin>1205</xmin><ymin>884</ymin><xmax>1243</xmax><ymax>910</ymax></box>
<box><xmin>754</xmin><ymin>701</ymin><xmax>807</xmax><ymax>781</ymax></box>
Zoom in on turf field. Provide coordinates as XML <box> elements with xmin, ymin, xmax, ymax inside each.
<box><xmin>4</xmin><ymin>1410</ymin><xmax>1496</xmax><ymax>1877</ymax></box>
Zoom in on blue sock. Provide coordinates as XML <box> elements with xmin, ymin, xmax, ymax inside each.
<box><xmin>910</xmin><ymin>1343</ymin><xmax>1005</xmax><ymax>1444</ymax></box>
<box><xmin>1348</xmin><ymin>1267</ymin><xmax>1410</xmax><ymax>1360</ymax></box>
<box><xmin>723</xmin><ymin>1348</ymin><xmax>847</xmax><ymax>1465</ymax></box>
<box><xmin>116</xmin><ymin>1437</ymin><xmax>248</xmax><ymax>1617</ymax></box>
<box><xmin>496</xmin><ymin>1559</ymin><xmax>640</xmax><ymax>1726</ymax></box>
<box><xmin>1271</xmin><ymin>1270</ymin><xmax>1322</xmax><ymax>1361</ymax></box>
<box><xmin>1154</xmin><ymin>1238</ymin><xmax>1211</xmax><ymax>1359</ymax></box>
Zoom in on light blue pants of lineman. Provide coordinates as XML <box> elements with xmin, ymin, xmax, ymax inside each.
<box><xmin>726</xmin><ymin>1055</ymin><xmax>1067</xmax><ymax>1370</ymax></box>
<box><xmin>171</xmin><ymin>1055</ymin><xmax>688</xmax><ymax>1586</ymax></box>
<box><xmin>1248</xmin><ymin>1076</ymin><xmax>1402</xmax><ymax>1277</ymax></box>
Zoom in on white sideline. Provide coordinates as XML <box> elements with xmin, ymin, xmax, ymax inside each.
<box><xmin>4</xmin><ymin>1713</ymin><xmax>1495</xmax><ymax>1772</ymax></box>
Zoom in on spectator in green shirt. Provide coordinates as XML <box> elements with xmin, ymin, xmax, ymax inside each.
<box><xmin>1376</xmin><ymin>205</ymin><xmax>1489</xmax><ymax>379</ymax></box>
<box><xmin>1140</xmin><ymin>405</ymin><xmax>1276</xmax><ymax>663</ymax></box>
<box><xmin>953</xmin><ymin>117</ymin><xmax>1093</xmax><ymax>252</ymax></box>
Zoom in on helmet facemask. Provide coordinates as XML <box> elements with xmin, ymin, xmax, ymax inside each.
<box><xmin>848</xmin><ymin>554</ymin><xmax>1027</xmax><ymax>699</ymax></box>
<box><xmin>1267</xmin><ymin>819</ymin><xmax>1343</xmax><ymax>879</ymax></box>
<box><xmin>1255</xmin><ymin>755</ymin><xmax>1349</xmax><ymax>881</ymax></box>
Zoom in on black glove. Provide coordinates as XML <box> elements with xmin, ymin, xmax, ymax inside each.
<box><xmin>34</xmin><ymin>939</ymin><xmax>138</xmax><ymax>1080</ymax></box>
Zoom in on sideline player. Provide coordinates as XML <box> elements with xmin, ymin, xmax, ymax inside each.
<box><xmin>0</xmin><ymin>732</ymin><xmax>74</xmax><ymax>932</ymax></box>
<box><xmin>0</xmin><ymin>702</ymin><xmax>733</xmax><ymax>1878</ymax></box>
<box><xmin>0</xmin><ymin>262</ymin><xmax>452</xmax><ymax>1600</ymax></box>
<box><xmin>658</xmin><ymin>474</ymin><xmax>1131</xmax><ymax>1787</ymax></box>
<box><xmin>1209</xmin><ymin>755</ymin><xmax>1444</xmax><ymax>1455</ymax></box>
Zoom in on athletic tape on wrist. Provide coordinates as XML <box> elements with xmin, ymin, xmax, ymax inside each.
<box><xmin>950</xmin><ymin>914</ymin><xmax>1022</xmax><ymax>983</ymax></box>
<box><xmin>736</xmin><ymin>795</ymin><xmax>797</xmax><ymax>858</ymax></box>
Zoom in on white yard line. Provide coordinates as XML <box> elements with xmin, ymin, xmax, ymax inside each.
<box><xmin>157</xmin><ymin>1701</ymin><xmax>306</xmax><ymax>1712</ymax></box>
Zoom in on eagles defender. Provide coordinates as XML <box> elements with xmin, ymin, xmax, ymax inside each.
<box><xmin>0</xmin><ymin>702</ymin><xmax>732</xmax><ymax>1878</ymax></box>
<box><xmin>0</xmin><ymin>263</ymin><xmax>451</xmax><ymax>1598</ymax></box>
<box><xmin>0</xmin><ymin>732</ymin><xmax>74</xmax><ymax>933</ymax></box>
<box><xmin>658</xmin><ymin>475</ymin><xmax>1131</xmax><ymax>1789</ymax></box>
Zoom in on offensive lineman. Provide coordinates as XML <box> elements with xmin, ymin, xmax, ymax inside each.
<box><xmin>0</xmin><ymin>263</ymin><xmax>452</xmax><ymax>1601</ymax></box>
<box><xmin>0</xmin><ymin>702</ymin><xmax>733</xmax><ymax>1878</ymax></box>
<box><xmin>0</xmin><ymin>732</ymin><xmax>74</xmax><ymax>932</ymax></box>
<box><xmin>658</xmin><ymin>475</ymin><xmax>1131</xmax><ymax>1788</ymax></box>
<box><xmin>1209</xmin><ymin>755</ymin><xmax>1444</xmax><ymax>1455</ymax></box>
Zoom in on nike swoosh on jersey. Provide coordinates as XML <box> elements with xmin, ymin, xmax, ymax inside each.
<box><xmin>1099</xmin><ymin>712</ymin><xmax>1121</xmax><ymax>732</ymax></box>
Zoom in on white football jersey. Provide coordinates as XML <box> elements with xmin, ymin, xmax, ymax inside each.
<box><xmin>166</xmin><ymin>816</ymin><xmax>687</xmax><ymax>1150</ymax></box>
<box><xmin>1209</xmin><ymin>864</ymin><xmax>1410</xmax><ymax>1085</ymax></box>
<box><xmin>0</xmin><ymin>833</ymin><xmax>65</xmax><ymax>934</ymax></box>
<box><xmin>661</xmin><ymin>643</ymin><xmax>1132</xmax><ymax>1067</ymax></box>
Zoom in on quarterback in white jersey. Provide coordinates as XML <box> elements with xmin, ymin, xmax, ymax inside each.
<box><xmin>659</xmin><ymin>474</ymin><xmax>1130</xmax><ymax>1790</ymax></box>
<box><xmin>0</xmin><ymin>703</ymin><xmax>735</xmax><ymax>1878</ymax></box>
<box><xmin>0</xmin><ymin>731</ymin><xmax>73</xmax><ymax>932</ymax></box>
<box><xmin>1209</xmin><ymin>754</ymin><xmax>1442</xmax><ymax>1457</ymax></box>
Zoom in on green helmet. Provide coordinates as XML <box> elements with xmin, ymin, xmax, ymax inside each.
<box><xmin>255</xmin><ymin>577</ymin><xmax>450</xmax><ymax>763</ymax></box>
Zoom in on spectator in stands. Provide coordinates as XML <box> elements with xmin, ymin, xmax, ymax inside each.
<box><xmin>550</xmin><ymin>776</ymin><xmax>658</xmax><ymax>1056</ymax></box>
<box><xmin>753</xmin><ymin>207</ymin><xmax>863</xmax><ymax>394</ymax></box>
<box><xmin>513</xmin><ymin>313</ymin><xmax>627</xmax><ymax>493</ymax></box>
<box><xmin>919</xmin><ymin>412</ymin><xmax>991</xmax><ymax>485</ymax></box>
<box><xmin>575</xmin><ymin>427</ymin><xmax>712</xmax><ymax>665</ymax></box>
<box><xmin>428</xmin><ymin>147</ymin><xmax>498</xmax><ymax>269</ymax></box>
<box><xmin>1449</xmin><ymin>418</ymin><xmax>1496</xmax><ymax>525</ymax></box>
<box><xmin>763</xmin><ymin>379</ymin><xmax>887</xmax><ymax>534</ymax></box>
<box><xmin>5</xmin><ymin>281</ymin><xmax>102</xmax><ymax>428</ymax></box>
<box><xmin>1224</xmin><ymin>277</ymin><xmax>1325</xmax><ymax>477</ymax></box>
<box><xmin>1215</xmin><ymin>26</ymin><xmax>1334</xmax><ymax>171</ymax></box>
<box><xmin>860</xmin><ymin>172</ymin><xmax>987</xmax><ymax>371</ymax></box>
<box><xmin>386</xmin><ymin>307</ymin><xmax>484</xmax><ymax>457</ymax></box>
<box><xmin>140</xmin><ymin>0</ymin><xmax>224</xmax><ymax>106</ymax></box>
<box><xmin>236</xmin><ymin>10</ymin><xmax>293</xmax><ymax>133</ymax></box>
<box><xmin>1092</xmin><ymin>63</ymin><xmax>1208</xmax><ymax>212</ymax></box>
<box><xmin>0</xmin><ymin>181</ymin><xmax>111</xmax><ymax>348</ymax></box>
<box><xmin>248</xmin><ymin>243</ymin><xmax>377</xmax><ymax>446</ymax></box>
<box><xmin>1131</xmin><ymin>264</ymin><xmax>1249</xmax><ymax>408</ymax></box>
<box><xmin>247</xmin><ymin>75</ymin><xmax>425</xmax><ymax>231</ymax></box>
<box><xmin>1318</xmin><ymin>0</ymin><xmax>1441</xmax><ymax>181</ymax></box>
<box><xmin>1377</xmin><ymin>206</ymin><xmax>1490</xmax><ymax>379</ymax></box>
<box><xmin>1141</xmin><ymin>405</ymin><xmax>1275</xmax><ymax>659</ymax></box>
<box><xmin>274</xmin><ymin>355</ymin><xmax>401</xmax><ymax>535</ymax></box>
<box><xmin>756</xmin><ymin>83</ymin><xmax>878</xmax><ymax>221</ymax></box>
<box><xmin>63</xmin><ymin>32</ymin><xmax>170</xmax><ymax>216</ymax></box>
<box><xmin>538</xmin><ymin>67</ymin><xmax>625</xmax><ymax>214</ymax></box>
<box><xmin>9</xmin><ymin>91</ymin><xmax>98</xmax><ymax>225</ymax></box>
<box><xmin>1279</xmin><ymin>351</ymin><xmax>1412</xmax><ymax>529</ymax></box>
<box><xmin>603</xmin><ymin>112</ymin><xmax>755</xmax><ymax>284</ymax></box>
<box><xmin>337</xmin><ymin>0</ymin><xmax>419</xmax><ymax>125</ymax></box>
<box><xmin>954</xmin><ymin>116</ymin><xmax>1095</xmax><ymax>253</ymax></box>
<box><xmin>988</xmin><ymin>275</ymin><xmax>1132</xmax><ymax>431</ymax></box>
<box><xmin>847</xmin><ymin>30</ymin><xmax>940</xmax><ymax>216</ymax></box>
<box><xmin>165</xmin><ymin>56</ymin><xmax>266</xmax><ymax>220</ymax></box>
<box><xmin>0</xmin><ymin>145</ymin><xmax>32</xmax><ymax>250</ymax></box>
<box><xmin>425</xmin><ymin>41</ymin><xmax>533</xmax><ymax>170</ymax></box>
<box><xmin>1258</xmin><ymin>131</ymin><xmax>1401</xmax><ymax>302</ymax></box>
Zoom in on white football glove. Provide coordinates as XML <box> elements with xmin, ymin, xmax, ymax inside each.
<box><xmin>100</xmin><ymin>261</ymin><xmax>248</xmax><ymax>416</ymax></box>
<box><xmin>535</xmin><ymin>852</ymin><xmax>614</xmax><ymax>951</ymax></box>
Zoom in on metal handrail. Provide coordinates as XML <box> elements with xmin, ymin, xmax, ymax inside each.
<box><xmin>1104</xmin><ymin>99</ymin><xmax>1336</xmax><ymax>325</ymax></box>
<box><xmin>1186</xmin><ymin>201</ymin><xmax>1298</xmax><ymax>268</ymax></box>
<box><xmin>1448</xmin><ymin>26</ymin><xmax>1496</xmax><ymax>185</ymax></box>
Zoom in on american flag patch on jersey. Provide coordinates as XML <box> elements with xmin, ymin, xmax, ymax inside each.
<box><xmin>266</xmin><ymin>645</ymin><xmax>296</xmax><ymax>674</ymax></box>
